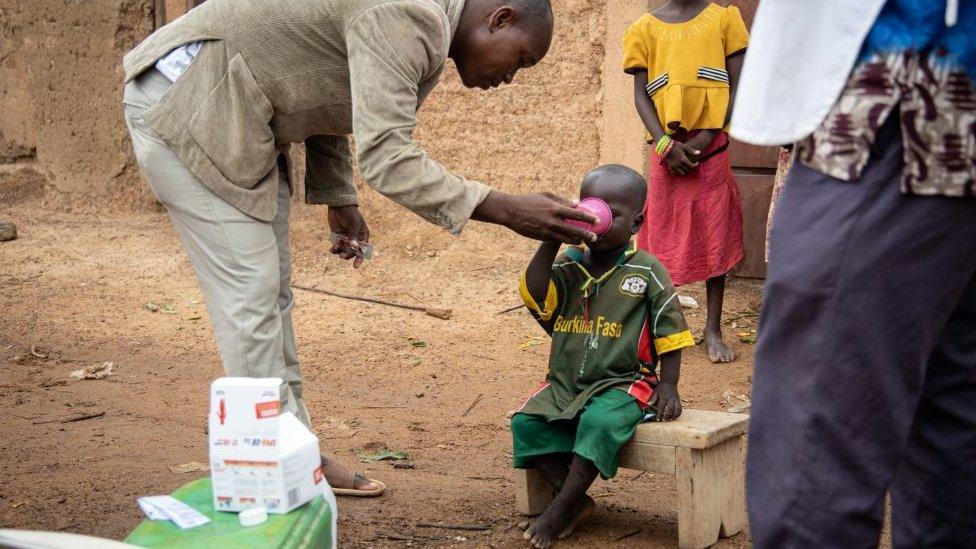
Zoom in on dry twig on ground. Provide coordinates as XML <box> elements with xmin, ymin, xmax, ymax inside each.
<box><xmin>292</xmin><ymin>284</ymin><xmax>452</xmax><ymax>320</ymax></box>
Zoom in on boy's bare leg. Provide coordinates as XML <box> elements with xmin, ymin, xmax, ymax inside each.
<box><xmin>533</xmin><ymin>455</ymin><xmax>570</xmax><ymax>491</ymax></box>
<box><xmin>525</xmin><ymin>454</ymin><xmax>599</xmax><ymax>548</ymax></box>
<box><xmin>525</xmin><ymin>456</ymin><xmax>595</xmax><ymax>539</ymax></box>
<box><xmin>704</xmin><ymin>274</ymin><xmax>736</xmax><ymax>363</ymax></box>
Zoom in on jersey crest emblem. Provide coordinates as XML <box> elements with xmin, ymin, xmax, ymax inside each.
<box><xmin>619</xmin><ymin>274</ymin><xmax>648</xmax><ymax>297</ymax></box>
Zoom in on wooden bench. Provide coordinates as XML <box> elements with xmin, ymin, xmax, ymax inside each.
<box><xmin>515</xmin><ymin>409</ymin><xmax>749</xmax><ymax>549</ymax></box>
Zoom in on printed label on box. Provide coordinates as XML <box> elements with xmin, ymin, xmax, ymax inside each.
<box><xmin>255</xmin><ymin>400</ymin><xmax>280</xmax><ymax>419</ymax></box>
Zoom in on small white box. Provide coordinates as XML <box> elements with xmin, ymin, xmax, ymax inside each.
<box><xmin>208</xmin><ymin>377</ymin><xmax>323</xmax><ymax>514</ymax></box>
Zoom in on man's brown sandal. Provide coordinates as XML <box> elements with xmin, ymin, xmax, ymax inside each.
<box><xmin>321</xmin><ymin>456</ymin><xmax>386</xmax><ymax>497</ymax></box>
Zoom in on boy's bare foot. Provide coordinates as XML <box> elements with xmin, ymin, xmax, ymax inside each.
<box><xmin>521</xmin><ymin>496</ymin><xmax>595</xmax><ymax>540</ymax></box>
<box><xmin>523</xmin><ymin>495</ymin><xmax>591</xmax><ymax>548</ymax></box>
<box><xmin>704</xmin><ymin>329</ymin><xmax>736</xmax><ymax>363</ymax></box>
<box><xmin>557</xmin><ymin>495</ymin><xmax>595</xmax><ymax>539</ymax></box>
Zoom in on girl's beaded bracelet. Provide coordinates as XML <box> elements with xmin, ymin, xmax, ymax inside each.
<box><xmin>655</xmin><ymin>134</ymin><xmax>673</xmax><ymax>155</ymax></box>
<box><xmin>659</xmin><ymin>139</ymin><xmax>676</xmax><ymax>165</ymax></box>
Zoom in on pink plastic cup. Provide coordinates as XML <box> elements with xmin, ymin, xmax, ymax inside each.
<box><xmin>565</xmin><ymin>197</ymin><xmax>613</xmax><ymax>236</ymax></box>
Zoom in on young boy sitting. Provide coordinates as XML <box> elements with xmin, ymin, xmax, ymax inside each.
<box><xmin>512</xmin><ymin>164</ymin><xmax>695</xmax><ymax>548</ymax></box>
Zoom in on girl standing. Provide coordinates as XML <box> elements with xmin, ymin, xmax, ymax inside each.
<box><xmin>623</xmin><ymin>0</ymin><xmax>748</xmax><ymax>363</ymax></box>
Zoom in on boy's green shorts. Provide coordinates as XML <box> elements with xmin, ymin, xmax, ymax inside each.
<box><xmin>511</xmin><ymin>389</ymin><xmax>644</xmax><ymax>479</ymax></box>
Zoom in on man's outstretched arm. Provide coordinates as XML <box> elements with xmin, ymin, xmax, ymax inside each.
<box><xmin>346</xmin><ymin>2</ymin><xmax>595</xmax><ymax>243</ymax></box>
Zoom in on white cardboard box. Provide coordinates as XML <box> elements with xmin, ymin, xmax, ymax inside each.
<box><xmin>208</xmin><ymin>377</ymin><xmax>323</xmax><ymax>514</ymax></box>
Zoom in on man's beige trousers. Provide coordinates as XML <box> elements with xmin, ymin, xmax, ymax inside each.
<box><xmin>123</xmin><ymin>68</ymin><xmax>310</xmax><ymax>425</ymax></box>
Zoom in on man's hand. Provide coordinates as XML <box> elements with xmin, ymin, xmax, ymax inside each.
<box><xmin>666</xmin><ymin>141</ymin><xmax>700</xmax><ymax>176</ymax></box>
<box><xmin>471</xmin><ymin>191</ymin><xmax>598</xmax><ymax>244</ymax></box>
<box><xmin>327</xmin><ymin>205</ymin><xmax>370</xmax><ymax>268</ymax></box>
<box><xmin>654</xmin><ymin>382</ymin><xmax>682</xmax><ymax>421</ymax></box>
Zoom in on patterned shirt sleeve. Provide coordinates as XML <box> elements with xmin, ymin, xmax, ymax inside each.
<box><xmin>646</xmin><ymin>262</ymin><xmax>695</xmax><ymax>355</ymax></box>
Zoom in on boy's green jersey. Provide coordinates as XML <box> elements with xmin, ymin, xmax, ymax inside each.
<box><xmin>517</xmin><ymin>242</ymin><xmax>694</xmax><ymax>421</ymax></box>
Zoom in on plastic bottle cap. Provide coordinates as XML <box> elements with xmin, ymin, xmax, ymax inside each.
<box><xmin>239</xmin><ymin>506</ymin><xmax>268</xmax><ymax>527</ymax></box>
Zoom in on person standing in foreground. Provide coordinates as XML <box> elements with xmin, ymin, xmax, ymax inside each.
<box><xmin>733</xmin><ymin>0</ymin><xmax>976</xmax><ymax>545</ymax></box>
<box><xmin>623</xmin><ymin>0</ymin><xmax>748</xmax><ymax>364</ymax></box>
<box><xmin>122</xmin><ymin>0</ymin><xmax>597</xmax><ymax>497</ymax></box>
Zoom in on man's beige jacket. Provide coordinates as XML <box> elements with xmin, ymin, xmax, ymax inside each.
<box><xmin>124</xmin><ymin>0</ymin><xmax>489</xmax><ymax>232</ymax></box>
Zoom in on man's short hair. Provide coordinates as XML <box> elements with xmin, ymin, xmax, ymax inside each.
<box><xmin>510</xmin><ymin>0</ymin><xmax>553</xmax><ymax>25</ymax></box>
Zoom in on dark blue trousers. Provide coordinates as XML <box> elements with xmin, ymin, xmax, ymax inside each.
<box><xmin>748</xmin><ymin>123</ymin><xmax>976</xmax><ymax>547</ymax></box>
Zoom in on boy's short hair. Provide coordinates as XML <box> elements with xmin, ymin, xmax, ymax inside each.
<box><xmin>583</xmin><ymin>164</ymin><xmax>647</xmax><ymax>205</ymax></box>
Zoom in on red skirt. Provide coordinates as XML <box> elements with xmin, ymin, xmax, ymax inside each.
<box><xmin>637</xmin><ymin>133</ymin><xmax>744</xmax><ymax>286</ymax></box>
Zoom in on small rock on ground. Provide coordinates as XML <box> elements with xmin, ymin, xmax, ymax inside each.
<box><xmin>0</xmin><ymin>221</ymin><xmax>16</xmax><ymax>242</ymax></box>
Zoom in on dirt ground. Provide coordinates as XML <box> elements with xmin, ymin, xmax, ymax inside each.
<box><xmin>0</xmin><ymin>173</ymin><xmax>762</xmax><ymax>547</ymax></box>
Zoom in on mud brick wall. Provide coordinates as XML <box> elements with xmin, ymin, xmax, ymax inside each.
<box><xmin>1</xmin><ymin>0</ymin><xmax>654</xmax><ymax>220</ymax></box>
<box><xmin>0</xmin><ymin>0</ymin><xmax>154</xmax><ymax>201</ymax></box>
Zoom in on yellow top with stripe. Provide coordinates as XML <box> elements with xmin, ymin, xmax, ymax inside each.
<box><xmin>623</xmin><ymin>4</ymin><xmax>749</xmax><ymax>140</ymax></box>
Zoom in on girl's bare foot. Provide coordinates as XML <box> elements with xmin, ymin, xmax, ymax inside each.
<box><xmin>704</xmin><ymin>275</ymin><xmax>734</xmax><ymax>363</ymax></box>
<box><xmin>704</xmin><ymin>329</ymin><xmax>736</xmax><ymax>363</ymax></box>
